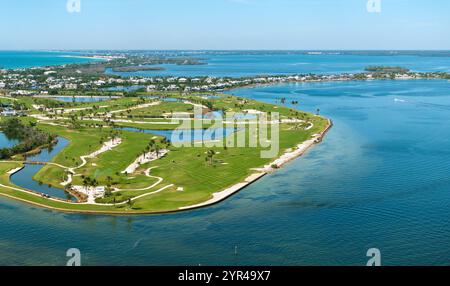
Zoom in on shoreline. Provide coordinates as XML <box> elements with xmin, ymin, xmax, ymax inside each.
<box><xmin>0</xmin><ymin>119</ymin><xmax>333</xmax><ymax>216</ymax></box>
<box><xmin>178</xmin><ymin>118</ymin><xmax>333</xmax><ymax>212</ymax></box>
<box><xmin>222</xmin><ymin>77</ymin><xmax>450</xmax><ymax>94</ymax></box>
<box><xmin>33</xmin><ymin>95</ymin><xmax>120</xmax><ymax>99</ymax></box>
<box><xmin>59</xmin><ymin>55</ymin><xmax>111</xmax><ymax>61</ymax></box>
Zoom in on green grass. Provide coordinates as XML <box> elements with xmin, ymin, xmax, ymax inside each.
<box><xmin>0</xmin><ymin>93</ymin><xmax>330</xmax><ymax>214</ymax></box>
<box><xmin>37</xmin><ymin>124</ymin><xmax>113</xmax><ymax>167</ymax></box>
<box><xmin>127</xmin><ymin>101</ymin><xmax>194</xmax><ymax>117</ymax></box>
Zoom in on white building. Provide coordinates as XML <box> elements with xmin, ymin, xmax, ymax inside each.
<box><xmin>146</xmin><ymin>85</ymin><xmax>157</xmax><ymax>91</ymax></box>
<box><xmin>65</xmin><ymin>83</ymin><xmax>78</xmax><ymax>90</ymax></box>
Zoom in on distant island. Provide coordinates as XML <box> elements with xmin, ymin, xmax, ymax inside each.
<box><xmin>365</xmin><ymin>66</ymin><xmax>410</xmax><ymax>73</ymax></box>
<box><xmin>0</xmin><ymin>92</ymin><xmax>331</xmax><ymax>215</ymax></box>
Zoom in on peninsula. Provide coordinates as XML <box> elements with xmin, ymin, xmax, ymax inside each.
<box><xmin>0</xmin><ymin>90</ymin><xmax>331</xmax><ymax>214</ymax></box>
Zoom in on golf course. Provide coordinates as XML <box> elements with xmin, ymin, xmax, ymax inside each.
<box><xmin>0</xmin><ymin>92</ymin><xmax>331</xmax><ymax>214</ymax></box>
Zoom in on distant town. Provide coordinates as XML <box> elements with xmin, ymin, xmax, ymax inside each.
<box><xmin>1</xmin><ymin>54</ymin><xmax>449</xmax><ymax>103</ymax></box>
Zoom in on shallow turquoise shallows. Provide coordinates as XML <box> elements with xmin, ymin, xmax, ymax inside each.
<box><xmin>0</xmin><ymin>51</ymin><xmax>103</xmax><ymax>69</ymax></box>
<box><xmin>106</xmin><ymin>52</ymin><xmax>450</xmax><ymax>78</ymax></box>
<box><xmin>2</xmin><ymin>79</ymin><xmax>450</xmax><ymax>265</ymax></box>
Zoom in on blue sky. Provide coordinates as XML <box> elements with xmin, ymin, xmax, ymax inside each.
<box><xmin>1</xmin><ymin>0</ymin><xmax>449</xmax><ymax>50</ymax></box>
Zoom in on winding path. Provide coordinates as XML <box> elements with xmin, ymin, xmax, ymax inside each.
<box><xmin>114</xmin><ymin>167</ymin><xmax>163</xmax><ymax>192</ymax></box>
<box><xmin>100</xmin><ymin>184</ymin><xmax>174</xmax><ymax>206</ymax></box>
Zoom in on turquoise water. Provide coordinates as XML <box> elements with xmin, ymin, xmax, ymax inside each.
<box><xmin>106</xmin><ymin>52</ymin><xmax>450</xmax><ymax>78</ymax></box>
<box><xmin>0</xmin><ymin>51</ymin><xmax>104</xmax><ymax>69</ymax></box>
<box><xmin>2</xmin><ymin>79</ymin><xmax>450</xmax><ymax>265</ymax></box>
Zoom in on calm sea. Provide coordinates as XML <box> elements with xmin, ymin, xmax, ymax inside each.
<box><xmin>1</xmin><ymin>52</ymin><xmax>450</xmax><ymax>265</ymax></box>
<box><xmin>0</xmin><ymin>51</ymin><xmax>103</xmax><ymax>69</ymax></box>
<box><xmin>106</xmin><ymin>51</ymin><xmax>450</xmax><ymax>77</ymax></box>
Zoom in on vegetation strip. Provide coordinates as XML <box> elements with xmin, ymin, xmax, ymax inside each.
<box><xmin>0</xmin><ymin>91</ymin><xmax>331</xmax><ymax>214</ymax></box>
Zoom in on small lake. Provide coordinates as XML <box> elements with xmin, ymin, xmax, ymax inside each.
<box><xmin>37</xmin><ymin>96</ymin><xmax>118</xmax><ymax>103</ymax></box>
<box><xmin>9</xmin><ymin>137</ymin><xmax>77</xmax><ymax>202</ymax></box>
<box><xmin>10</xmin><ymin>164</ymin><xmax>76</xmax><ymax>202</ymax></box>
<box><xmin>102</xmin><ymin>86</ymin><xmax>145</xmax><ymax>92</ymax></box>
<box><xmin>196</xmin><ymin>111</ymin><xmax>258</xmax><ymax>120</ymax></box>
<box><xmin>0</xmin><ymin>132</ymin><xmax>19</xmax><ymax>149</ymax></box>
<box><xmin>118</xmin><ymin>127</ymin><xmax>238</xmax><ymax>143</ymax></box>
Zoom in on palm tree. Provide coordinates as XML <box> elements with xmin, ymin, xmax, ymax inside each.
<box><xmin>126</xmin><ymin>198</ymin><xmax>134</xmax><ymax>209</ymax></box>
<box><xmin>92</xmin><ymin>178</ymin><xmax>99</xmax><ymax>189</ymax></box>
<box><xmin>82</xmin><ymin>177</ymin><xmax>89</xmax><ymax>192</ymax></box>
<box><xmin>207</xmin><ymin>150</ymin><xmax>216</xmax><ymax>165</ymax></box>
<box><xmin>106</xmin><ymin>176</ymin><xmax>113</xmax><ymax>188</ymax></box>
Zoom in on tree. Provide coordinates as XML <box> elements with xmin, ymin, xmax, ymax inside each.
<box><xmin>82</xmin><ymin>177</ymin><xmax>89</xmax><ymax>191</ymax></box>
<box><xmin>206</xmin><ymin>150</ymin><xmax>216</xmax><ymax>165</ymax></box>
<box><xmin>106</xmin><ymin>176</ymin><xmax>113</xmax><ymax>188</ymax></box>
<box><xmin>155</xmin><ymin>146</ymin><xmax>160</xmax><ymax>158</ymax></box>
<box><xmin>126</xmin><ymin>198</ymin><xmax>134</xmax><ymax>209</ymax></box>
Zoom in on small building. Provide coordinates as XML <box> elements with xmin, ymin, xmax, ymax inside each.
<box><xmin>1</xmin><ymin>108</ymin><xmax>18</xmax><ymax>117</ymax></box>
<box><xmin>65</xmin><ymin>83</ymin><xmax>78</xmax><ymax>90</ymax></box>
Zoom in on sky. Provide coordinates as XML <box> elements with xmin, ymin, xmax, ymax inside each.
<box><xmin>0</xmin><ymin>0</ymin><xmax>449</xmax><ymax>50</ymax></box>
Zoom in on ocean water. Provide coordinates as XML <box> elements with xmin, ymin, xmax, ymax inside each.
<box><xmin>0</xmin><ymin>51</ymin><xmax>103</xmax><ymax>69</ymax></box>
<box><xmin>1</xmin><ymin>79</ymin><xmax>450</xmax><ymax>265</ymax></box>
<box><xmin>106</xmin><ymin>52</ymin><xmax>450</xmax><ymax>78</ymax></box>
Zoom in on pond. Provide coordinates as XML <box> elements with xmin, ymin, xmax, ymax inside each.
<box><xmin>0</xmin><ymin>132</ymin><xmax>19</xmax><ymax>149</ymax></box>
<box><xmin>38</xmin><ymin>96</ymin><xmax>119</xmax><ymax>103</ymax></box>
<box><xmin>102</xmin><ymin>86</ymin><xmax>146</xmax><ymax>92</ymax></box>
<box><xmin>9</xmin><ymin>137</ymin><xmax>77</xmax><ymax>202</ymax></box>
<box><xmin>117</xmin><ymin>127</ymin><xmax>239</xmax><ymax>143</ymax></box>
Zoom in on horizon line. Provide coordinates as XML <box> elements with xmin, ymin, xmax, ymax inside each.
<box><xmin>1</xmin><ymin>49</ymin><xmax>450</xmax><ymax>52</ymax></box>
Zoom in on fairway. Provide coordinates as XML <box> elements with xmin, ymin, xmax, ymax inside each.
<box><xmin>0</xmin><ymin>93</ymin><xmax>330</xmax><ymax>214</ymax></box>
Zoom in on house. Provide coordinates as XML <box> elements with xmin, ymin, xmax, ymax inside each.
<box><xmin>146</xmin><ymin>85</ymin><xmax>157</xmax><ymax>92</ymax></box>
<box><xmin>44</xmin><ymin>71</ymin><xmax>56</xmax><ymax>76</ymax></box>
<box><xmin>1</xmin><ymin>108</ymin><xmax>17</xmax><ymax>117</ymax></box>
<box><xmin>65</xmin><ymin>83</ymin><xmax>78</xmax><ymax>90</ymax></box>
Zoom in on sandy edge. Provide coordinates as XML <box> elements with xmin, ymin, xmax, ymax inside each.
<box><xmin>179</xmin><ymin>119</ymin><xmax>333</xmax><ymax>211</ymax></box>
<box><xmin>0</xmin><ymin>119</ymin><xmax>332</xmax><ymax>215</ymax></box>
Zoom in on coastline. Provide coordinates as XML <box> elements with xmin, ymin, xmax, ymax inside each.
<box><xmin>0</xmin><ymin>118</ymin><xmax>333</xmax><ymax>215</ymax></box>
<box><xmin>179</xmin><ymin>118</ymin><xmax>333</xmax><ymax>212</ymax></box>
<box><xmin>59</xmin><ymin>55</ymin><xmax>111</xmax><ymax>62</ymax></box>
<box><xmin>33</xmin><ymin>95</ymin><xmax>120</xmax><ymax>99</ymax></box>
